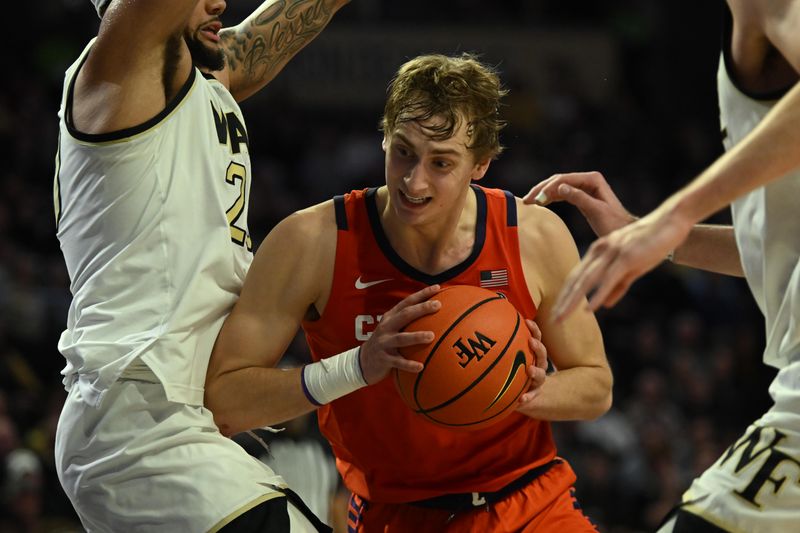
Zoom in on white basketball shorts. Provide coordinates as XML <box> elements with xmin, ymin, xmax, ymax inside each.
<box><xmin>55</xmin><ymin>377</ymin><xmax>323</xmax><ymax>532</ymax></box>
<box><xmin>658</xmin><ymin>358</ymin><xmax>800</xmax><ymax>533</ymax></box>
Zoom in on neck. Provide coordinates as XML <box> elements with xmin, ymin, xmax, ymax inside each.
<box><xmin>377</xmin><ymin>186</ymin><xmax>478</xmax><ymax>275</ymax></box>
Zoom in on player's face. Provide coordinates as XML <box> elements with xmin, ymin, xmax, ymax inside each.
<box><xmin>383</xmin><ymin>117</ymin><xmax>490</xmax><ymax>227</ymax></box>
<box><xmin>184</xmin><ymin>0</ymin><xmax>227</xmax><ymax>71</ymax></box>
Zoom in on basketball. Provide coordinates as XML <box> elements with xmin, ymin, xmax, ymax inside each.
<box><xmin>394</xmin><ymin>285</ymin><xmax>533</xmax><ymax>430</ymax></box>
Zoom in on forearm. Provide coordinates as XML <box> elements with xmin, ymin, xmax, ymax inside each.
<box><xmin>519</xmin><ymin>366</ymin><xmax>612</xmax><ymax>421</ymax></box>
<box><xmin>672</xmin><ymin>224</ymin><xmax>744</xmax><ymax>276</ymax></box>
<box><xmin>662</xmin><ymin>81</ymin><xmax>800</xmax><ymax>226</ymax></box>
<box><xmin>222</xmin><ymin>0</ymin><xmax>351</xmax><ymax>100</ymax></box>
<box><xmin>205</xmin><ymin>366</ymin><xmax>317</xmax><ymax>437</ymax></box>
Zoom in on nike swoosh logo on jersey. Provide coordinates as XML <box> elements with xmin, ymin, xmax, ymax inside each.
<box><xmin>484</xmin><ymin>349</ymin><xmax>528</xmax><ymax>412</ymax></box>
<box><xmin>355</xmin><ymin>276</ymin><xmax>393</xmax><ymax>290</ymax></box>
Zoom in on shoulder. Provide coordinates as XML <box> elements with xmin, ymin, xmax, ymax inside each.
<box><xmin>248</xmin><ymin>199</ymin><xmax>336</xmax><ymax>295</ymax></box>
<box><xmin>516</xmin><ymin>197</ymin><xmax>576</xmax><ymax>247</ymax></box>
<box><xmin>264</xmin><ymin>199</ymin><xmax>336</xmax><ymax>251</ymax></box>
<box><xmin>514</xmin><ymin>197</ymin><xmax>582</xmax><ymax>283</ymax></box>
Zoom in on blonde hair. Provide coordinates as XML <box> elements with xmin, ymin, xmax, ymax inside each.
<box><xmin>381</xmin><ymin>53</ymin><xmax>508</xmax><ymax>161</ymax></box>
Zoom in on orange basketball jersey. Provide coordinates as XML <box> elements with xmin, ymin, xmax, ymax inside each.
<box><xmin>302</xmin><ymin>185</ymin><xmax>559</xmax><ymax>503</ymax></box>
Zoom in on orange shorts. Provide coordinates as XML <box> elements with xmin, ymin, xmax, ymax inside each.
<box><xmin>346</xmin><ymin>461</ymin><xmax>598</xmax><ymax>533</ymax></box>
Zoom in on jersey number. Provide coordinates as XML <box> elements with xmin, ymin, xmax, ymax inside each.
<box><xmin>52</xmin><ymin>149</ymin><xmax>252</xmax><ymax>252</ymax></box>
<box><xmin>225</xmin><ymin>162</ymin><xmax>252</xmax><ymax>251</ymax></box>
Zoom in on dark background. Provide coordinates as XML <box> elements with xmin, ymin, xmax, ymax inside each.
<box><xmin>1</xmin><ymin>1</ymin><xmax>775</xmax><ymax>531</ymax></box>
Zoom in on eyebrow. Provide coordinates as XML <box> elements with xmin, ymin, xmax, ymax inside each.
<box><xmin>392</xmin><ymin>132</ymin><xmax>464</xmax><ymax>156</ymax></box>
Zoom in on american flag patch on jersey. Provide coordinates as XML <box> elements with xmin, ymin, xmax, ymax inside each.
<box><xmin>480</xmin><ymin>269</ymin><xmax>508</xmax><ymax>288</ymax></box>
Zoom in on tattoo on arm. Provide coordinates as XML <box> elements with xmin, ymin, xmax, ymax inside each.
<box><xmin>221</xmin><ymin>0</ymin><xmax>336</xmax><ymax>89</ymax></box>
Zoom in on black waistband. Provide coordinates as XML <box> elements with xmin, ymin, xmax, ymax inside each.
<box><xmin>408</xmin><ymin>459</ymin><xmax>561</xmax><ymax>512</ymax></box>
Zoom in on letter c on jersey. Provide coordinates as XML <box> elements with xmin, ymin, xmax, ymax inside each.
<box><xmin>355</xmin><ymin>314</ymin><xmax>383</xmax><ymax>341</ymax></box>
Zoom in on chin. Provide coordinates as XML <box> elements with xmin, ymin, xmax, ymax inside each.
<box><xmin>186</xmin><ymin>36</ymin><xmax>226</xmax><ymax>71</ymax></box>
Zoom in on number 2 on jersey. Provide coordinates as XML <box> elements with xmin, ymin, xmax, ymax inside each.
<box><xmin>225</xmin><ymin>162</ymin><xmax>252</xmax><ymax>251</ymax></box>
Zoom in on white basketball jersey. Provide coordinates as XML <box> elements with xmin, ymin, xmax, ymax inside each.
<box><xmin>717</xmin><ymin>55</ymin><xmax>800</xmax><ymax>369</ymax></box>
<box><xmin>54</xmin><ymin>40</ymin><xmax>254</xmax><ymax>407</ymax></box>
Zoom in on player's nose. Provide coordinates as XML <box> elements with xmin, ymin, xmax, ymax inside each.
<box><xmin>207</xmin><ymin>0</ymin><xmax>226</xmax><ymax>16</ymax></box>
<box><xmin>404</xmin><ymin>163</ymin><xmax>429</xmax><ymax>193</ymax></box>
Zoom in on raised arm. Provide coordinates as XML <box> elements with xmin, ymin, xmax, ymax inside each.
<box><xmin>524</xmin><ymin>171</ymin><xmax>744</xmax><ymax>277</ymax></box>
<box><xmin>661</xmin><ymin>0</ymin><xmax>800</xmax><ymax>224</ymax></box>
<box><xmin>218</xmin><ymin>0</ymin><xmax>351</xmax><ymax>101</ymax></box>
<box><xmin>515</xmin><ymin>201</ymin><xmax>612</xmax><ymax>421</ymax></box>
<box><xmin>545</xmin><ymin>0</ymin><xmax>800</xmax><ymax>320</ymax></box>
<box><xmin>73</xmin><ymin>0</ymin><xmax>199</xmax><ymax>134</ymax></box>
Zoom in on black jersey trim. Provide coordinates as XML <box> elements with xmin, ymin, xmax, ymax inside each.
<box><xmin>333</xmin><ymin>195</ymin><xmax>348</xmax><ymax>231</ymax></box>
<box><xmin>503</xmin><ymin>190</ymin><xmax>518</xmax><ymax>227</ymax></box>
<box><xmin>721</xmin><ymin>4</ymin><xmax>794</xmax><ymax>101</ymax></box>
<box><xmin>365</xmin><ymin>185</ymin><xmax>487</xmax><ymax>285</ymax></box>
<box><xmin>668</xmin><ymin>508</ymin><xmax>728</xmax><ymax>533</ymax></box>
<box><xmin>65</xmin><ymin>60</ymin><xmax>198</xmax><ymax>143</ymax></box>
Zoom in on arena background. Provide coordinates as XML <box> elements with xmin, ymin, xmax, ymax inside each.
<box><xmin>1</xmin><ymin>1</ymin><xmax>777</xmax><ymax>531</ymax></box>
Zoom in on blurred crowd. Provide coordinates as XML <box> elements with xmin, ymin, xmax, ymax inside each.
<box><xmin>1</xmin><ymin>1</ymin><xmax>776</xmax><ymax>532</ymax></box>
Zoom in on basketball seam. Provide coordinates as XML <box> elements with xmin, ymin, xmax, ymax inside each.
<box><xmin>411</xmin><ymin>295</ymin><xmax>505</xmax><ymax>410</ymax></box>
<box><xmin>415</xmin><ymin>312</ymin><xmax>522</xmax><ymax>423</ymax></box>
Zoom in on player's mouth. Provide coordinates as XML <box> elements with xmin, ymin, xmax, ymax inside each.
<box><xmin>399</xmin><ymin>190</ymin><xmax>432</xmax><ymax>207</ymax></box>
<box><xmin>201</xmin><ymin>21</ymin><xmax>222</xmax><ymax>43</ymax></box>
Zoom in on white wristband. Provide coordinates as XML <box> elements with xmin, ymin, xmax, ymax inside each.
<box><xmin>301</xmin><ymin>347</ymin><xmax>368</xmax><ymax>406</ymax></box>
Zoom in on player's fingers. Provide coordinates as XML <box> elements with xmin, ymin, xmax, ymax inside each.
<box><xmin>527</xmin><ymin>364</ymin><xmax>546</xmax><ymax>391</ymax></box>
<box><xmin>584</xmin><ymin>275</ymin><xmax>619</xmax><ymax>313</ymax></box>
<box><xmin>390</xmin><ymin>285</ymin><xmax>441</xmax><ymax>313</ymax></box>
<box><xmin>518</xmin><ymin>386</ymin><xmax>540</xmax><ymax>405</ymax></box>
<box><xmin>384</xmin><ymin>284</ymin><xmax>441</xmax><ymax>318</ymax></box>
<box><xmin>528</xmin><ymin>335</ymin><xmax>548</xmax><ymax>371</ymax></box>
<box><xmin>524</xmin><ymin>318</ymin><xmax>542</xmax><ymax>341</ymax></box>
<box><xmin>604</xmin><ymin>275</ymin><xmax>635</xmax><ymax>308</ymax></box>
<box><xmin>524</xmin><ymin>172</ymin><xmax>607</xmax><ymax>205</ymax></box>
<box><xmin>552</xmin><ymin>260</ymin><xmax>601</xmax><ymax>322</ymax></box>
<box><xmin>384</xmin><ymin>298</ymin><xmax>441</xmax><ymax>330</ymax></box>
<box><xmin>522</xmin><ymin>176</ymin><xmax>557</xmax><ymax>204</ymax></box>
<box><xmin>557</xmin><ymin>183</ymin><xmax>603</xmax><ymax>214</ymax></box>
<box><xmin>385</xmin><ymin>354</ymin><xmax>424</xmax><ymax>373</ymax></box>
<box><xmin>516</xmin><ymin>367</ymin><xmax>545</xmax><ymax>408</ymax></box>
<box><xmin>386</xmin><ymin>330</ymin><xmax>435</xmax><ymax>349</ymax></box>
<box><xmin>584</xmin><ymin>253</ymin><xmax>634</xmax><ymax>311</ymax></box>
<box><xmin>553</xmin><ymin>239</ymin><xmax>619</xmax><ymax>320</ymax></box>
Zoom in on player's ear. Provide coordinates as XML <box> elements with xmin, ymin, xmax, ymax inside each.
<box><xmin>382</xmin><ymin>136</ymin><xmax>388</xmax><ymax>152</ymax></box>
<box><xmin>472</xmin><ymin>157</ymin><xmax>491</xmax><ymax>181</ymax></box>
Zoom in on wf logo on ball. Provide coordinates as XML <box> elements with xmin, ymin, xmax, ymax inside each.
<box><xmin>453</xmin><ymin>332</ymin><xmax>496</xmax><ymax>368</ymax></box>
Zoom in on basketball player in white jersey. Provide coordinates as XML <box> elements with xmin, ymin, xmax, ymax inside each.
<box><xmin>52</xmin><ymin>0</ymin><xmax>375</xmax><ymax>531</ymax></box>
<box><xmin>524</xmin><ymin>1</ymin><xmax>800</xmax><ymax>531</ymax></box>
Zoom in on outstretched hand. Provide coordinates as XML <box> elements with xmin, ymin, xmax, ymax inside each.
<box><xmin>517</xmin><ymin>319</ymin><xmax>548</xmax><ymax>407</ymax></box>
<box><xmin>523</xmin><ymin>171</ymin><xmax>635</xmax><ymax>237</ymax></box>
<box><xmin>358</xmin><ymin>285</ymin><xmax>441</xmax><ymax>384</ymax></box>
<box><xmin>522</xmin><ymin>171</ymin><xmax>689</xmax><ymax>321</ymax></box>
<box><xmin>551</xmin><ymin>208</ymin><xmax>692</xmax><ymax>321</ymax></box>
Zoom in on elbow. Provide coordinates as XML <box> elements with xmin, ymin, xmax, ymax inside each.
<box><xmin>204</xmin><ymin>381</ymin><xmax>238</xmax><ymax>438</ymax></box>
<box><xmin>587</xmin><ymin>371</ymin><xmax>614</xmax><ymax>420</ymax></box>
<box><xmin>589</xmin><ymin>388</ymin><xmax>613</xmax><ymax>420</ymax></box>
<box><xmin>208</xmin><ymin>406</ymin><xmax>238</xmax><ymax>438</ymax></box>
<box><xmin>579</xmin><ymin>368</ymin><xmax>613</xmax><ymax>421</ymax></box>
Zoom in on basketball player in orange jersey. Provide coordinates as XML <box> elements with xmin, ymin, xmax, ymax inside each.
<box><xmin>205</xmin><ymin>53</ymin><xmax>612</xmax><ymax>532</ymax></box>
<box><xmin>524</xmin><ymin>1</ymin><xmax>800</xmax><ymax>531</ymax></box>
